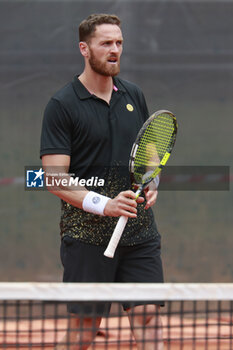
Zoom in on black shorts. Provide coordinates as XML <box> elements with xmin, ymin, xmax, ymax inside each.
<box><xmin>60</xmin><ymin>234</ymin><xmax>164</xmax><ymax>315</ymax></box>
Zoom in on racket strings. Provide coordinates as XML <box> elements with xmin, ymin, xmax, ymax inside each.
<box><xmin>136</xmin><ymin>116</ymin><xmax>175</xmax><ymax>162</ymax></box>
<box><xmin>133</xmin><ymin>114</ymin><xmax>176</xmax><ymax>183</ymax></box>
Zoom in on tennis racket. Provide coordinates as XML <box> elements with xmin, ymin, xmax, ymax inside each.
<box><xmin>104</xmin><ymin>109</ymin><xmax>178</xmax><ymax>258</ymax></box>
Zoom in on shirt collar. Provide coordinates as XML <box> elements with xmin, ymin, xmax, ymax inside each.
<box><xmin>72</xmin><ymin>75</ymin><xmax>126</xmax><ymax>100</ymax></box>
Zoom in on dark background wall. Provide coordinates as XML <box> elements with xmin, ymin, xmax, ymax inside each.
<box><xmin>0</xmin><ymin>0</ymin><xmax>232</xmax><ymax>282</ymax></box>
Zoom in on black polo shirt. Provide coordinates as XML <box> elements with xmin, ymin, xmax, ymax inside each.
<box><xmin>40</xmin><ymin>75</ymin><xmax>159</xmax><ymax>246</ymax></box>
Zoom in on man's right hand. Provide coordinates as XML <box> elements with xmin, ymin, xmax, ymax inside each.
<box><xmin>104</xmin><ymin>190</ymin><xmax>144</xmax><ymax>217</ymax></box>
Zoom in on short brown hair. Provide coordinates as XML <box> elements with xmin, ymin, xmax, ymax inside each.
<box><xmin>79</xmin><ymin>14</ymin><xmax>121</xmax><ymax>42</ymax></box>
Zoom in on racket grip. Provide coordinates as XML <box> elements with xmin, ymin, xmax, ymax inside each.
<box><xmin>103</xmin><ymin>216</ymin><xmax>128</xmax><ymax>258</ymax></box>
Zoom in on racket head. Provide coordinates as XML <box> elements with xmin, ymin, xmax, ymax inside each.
<box><xmin>129</xmin><ymin>110</ymin><xmax>178</xmax><ymax>188</ymax></box>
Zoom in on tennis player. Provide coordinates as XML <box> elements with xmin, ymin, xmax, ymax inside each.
<box><xmin>40</xmin><ymin>14</ymin><xmax>164</xmax><ymax>350</ymax></box>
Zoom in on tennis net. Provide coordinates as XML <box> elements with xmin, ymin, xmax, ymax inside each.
<box><xmin>0</xmin><ymin>283</ymin><xmax>232</xmax><ymax>349</ymax></box>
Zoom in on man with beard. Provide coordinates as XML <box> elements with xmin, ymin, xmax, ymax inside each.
<box><xmin>40</xmin><ymin>14</ymin><xmax>164</xmax><ymax>350</ymax></box>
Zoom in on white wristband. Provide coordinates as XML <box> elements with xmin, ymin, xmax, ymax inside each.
<box><xmin>82</xmin><ymin>191</ymin><xmax>110</xmax><ymax>216</ymax></box>
<box><xmin>154</xmin><ymin>175</ymin><xmax>160</xmax><ymax>188</ymax></box>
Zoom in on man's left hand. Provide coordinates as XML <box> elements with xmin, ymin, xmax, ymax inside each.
<box><xmin>144</xmin><ymin>182</ymin><xmax>158</xmax><ymax>210</ymax></box>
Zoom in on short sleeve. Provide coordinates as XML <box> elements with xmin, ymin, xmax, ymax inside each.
<box><xmin>40</xmin><ymin>98</ymin><xmax>72</xmax><ymax>158</ymax></box>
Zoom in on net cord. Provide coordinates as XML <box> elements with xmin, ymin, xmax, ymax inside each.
<box><xmin>0</xmin><ymin>283</ymin><xmax>232</xmax><ymax>301</ymax></box>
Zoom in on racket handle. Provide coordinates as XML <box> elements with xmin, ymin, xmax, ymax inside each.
<box><xmin>104</xmin><ymin>216</ymin><xmax>128</xmax><ymax>258</ymax></box>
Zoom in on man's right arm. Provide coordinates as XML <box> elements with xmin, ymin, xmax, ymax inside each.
<box><xmin>42</xmin><ymin>154</ymin><xmax>143</xmax><ymax>218</ymax></box>
<box><xmin>42</xmin><ymin>154</ymin><xmax>88</xmax><ymax>209</ymax></box>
